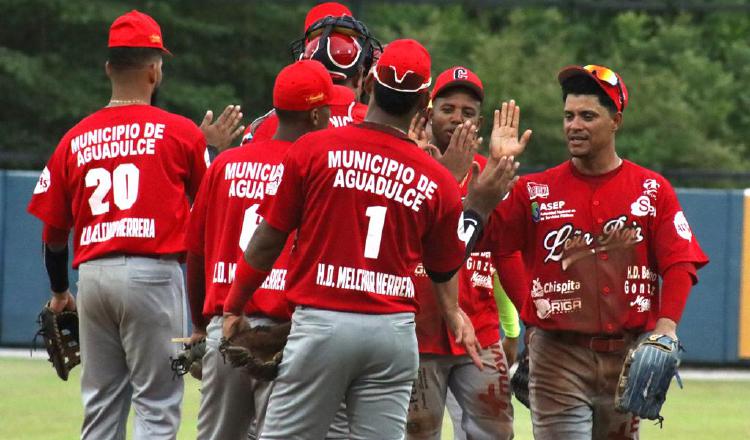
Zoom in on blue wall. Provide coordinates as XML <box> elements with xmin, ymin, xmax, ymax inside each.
<box><xmin>0</xmin><ymin>170</ymin><xmax>747</xmax><ymax>364</ymax></box>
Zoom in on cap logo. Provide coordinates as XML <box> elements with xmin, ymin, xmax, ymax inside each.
<box><xmin>391</xmin><ymin>66</ymin><xmax>415</xmax><ymax>84</ymax></box>
<box><xmin>149</xmin><ymin>34</ymin><xmax>161</xmax><ymax>44</ymax></box>
<box><xmin>453</xmin><ymin>67</ymin><xmax>468</xmax><ymax>80</ymax></box>
<box><xmin>305</xmin><ymin>92</ymin><xmax>326</xmax><ymax>104</ymax></box>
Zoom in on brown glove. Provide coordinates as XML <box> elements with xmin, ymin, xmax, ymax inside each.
<box><xmin>219</xmin><ymin>321</ymin><xmax>291</xmax><ymax>381</ymax></box>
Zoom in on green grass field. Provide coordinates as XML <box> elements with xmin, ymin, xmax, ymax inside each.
<box><xmin>1</xmin><ymin>357</ymin><xmax>748</xmax><ymax>439</ymax></box>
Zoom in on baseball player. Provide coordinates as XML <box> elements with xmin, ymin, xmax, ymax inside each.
<box><xmin>407</xmin><ymin>66</ymin><xmax>527</xmax><ymax>440</ymax></box>
<box><xmin>186</xmin><ymin>60</ymin><xmax>335</xmax><ymax>440</ymax></box>
<box><xmin>25</xmin><ymin>10</ymin><xmax>240</xmax><ymax>439</ymax></box>
<box><xmin>220</xmin><ymin>39</ymin><xmax>520</xmax><ymax>439</ymax></box>
<box><xmin>241</xmin><ymin>2</ymin><xmax>376</xmax><ymax>144</ymax></box>
<box><xmin>485</xmin><ymin>64</ymin><xmax>709</xmax><ymax>439</ymax></box>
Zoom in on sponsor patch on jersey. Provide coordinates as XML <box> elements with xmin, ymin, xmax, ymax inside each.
<box><xmin>533</xmin><ymin>297</ymin><xmax>582</xmax><ymax>319</ymax></box>
<box><xmin>530</xmin><ymin>277</ymin><xmax>581</xmax><ymax>297</ymax></box>
<box><xmin>630</xmin><ymin>195</ymin><xmax>655</xmax><ymax>217</ymax></box>
<box><xmin>526</xmin><ymin>181</ymin><xmax>549</xmax><ymax>200</ymax></box>
<box><xmin>643</xmin><ymin>178</ymin><xmax>660</xmax><ymax>198</ymax></box>
<box><xmin>629</xmin><ymin>294</ymin><xmax>651</xmax><ymax>312</ymax></box>
<box><xmin>33</xmin><ymin>167</ymin><xmax>51</xmax><ymax>194</ymax></box>
<box><xmin>531</xmin><ymin>201</ymin><xmax>540</xmax><ymax>223</ymax></box>
<box><xmin>537</xmin><ymin>200</ymin><xmax>575</xmax><ymax>221</ymax></box>
<box><xmin>673</xmin><ymin>211</ymin><xmax>692</xmax><ymax>240</ymax></box>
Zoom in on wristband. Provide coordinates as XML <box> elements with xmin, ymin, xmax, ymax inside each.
<box><xmin>461</xmin><ymin>208</ymin><xmax>485</xmax><ymax>258</ymax></box>
<box><xmin>222</xmin><ymin>257</ymin><xmax>270</xmax><ymax>315</ymax></box>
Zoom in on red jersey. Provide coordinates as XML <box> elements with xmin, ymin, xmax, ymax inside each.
<box><xmin>259</xmin><ymin>123</ymin><xmax>466</xmax><ymax>314</ymax></box>
<box><xmin>241</xmin><ymin>88</ymin><xmax>367</xmax><ymax>145</ymax></box>
<box><xmin>28</xmin><ymin>105</ymin><xmax>208</xmax><ymax>267</ymax></box>
<box><xmin>487</xmin><ymin>160</ymin><xmax>709</xmax><ymax>334</ymax></box>
<box><xmin>186</xmin><ymin>140</ymin><xmax>293</xmax><ymax>321</ymax></box>
<box><xmin>414</xmin><ymin>155</ymin><xmax>501</xmax><ymax>355</ymax></box>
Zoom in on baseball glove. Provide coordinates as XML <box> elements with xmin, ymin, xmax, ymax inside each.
<box><xmin>510</xmin><ymin>346</ymin><xmax>530</xmax><ymax>408</ymax></box>
<box><xmin>34</xmin><ymin>304</ymin><xmax>80</xmax><ymax>381</ymax></box>
<box><xmin>170</xmin><ymin>338</ymin><xmax>207</xmax><ymax>380</ymax></box>
<box><xmin>615</xmin><ymin>333</ymin><xmax>683</xmax><ymax>423</ymax></box>
<box><xmin>219</xmin><ymin>322</ymin><xmax>291</xmax><ymax>381</ymax></box>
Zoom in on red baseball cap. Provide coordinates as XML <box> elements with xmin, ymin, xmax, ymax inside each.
<box><xmin>304</xmin><ymin>2</ymin><xmax>353</xmax><ymax>32</ymax></box>
<box><xmin>108</xmin><ymin>10</ymin><xmax>170</xmax><ymax>54</ymax></box>
<box><xmin>558</xmin><ymin>64</ymin><xmax>628</xmax><ymax>112</ymax></box>
<box><xmin>273</xmin><ymin>60</ymin><xmax>334</xmax><ymax>111</ymax></box>
<box><xmin>330</xmin><ymin>84</ymin><xmax>356</xmax><ymax>106</ymax></box>
<box><xmin>373</xmin><ymin>39</ymin><xmax>431</xmax><ymax>93</ymax></box>
<box><xmin>431</xmin><ymin>66</ymin><xmax>484</xmax><ymax>101</ymax></box>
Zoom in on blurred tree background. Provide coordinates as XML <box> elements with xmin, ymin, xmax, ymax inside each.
<box><xmin>1</xmin><ymin>0</ymin><xmax>749</xmax><ymax>186</ymax></box>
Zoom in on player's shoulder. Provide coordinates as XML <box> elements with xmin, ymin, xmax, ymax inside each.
<box><xmin>518</xmin><ymin>161</ymin><xmax>567</xmax><ymax>185</ymax></box>
<box><xmin>621</xmin><ymin>159</ymin><xmax>668</xmax><ymax>181</ymax></box>
<box><xmin>151</xmin><ymin>107</ymin><xmax>201</xmax><ymax>131</ymax></box>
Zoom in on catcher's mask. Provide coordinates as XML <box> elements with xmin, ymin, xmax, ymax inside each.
<box><xmin>290</xmin><ymin>15</ymin><xmax>382</xmax><ymax>80</ymax></box>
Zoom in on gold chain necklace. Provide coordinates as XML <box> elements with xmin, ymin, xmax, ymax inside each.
<box><xmin>107</xmin><ymin>99</ymin><xmax>149</xmax><ymax>107</ymax></box>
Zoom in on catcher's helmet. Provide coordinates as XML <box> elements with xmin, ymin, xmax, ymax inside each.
<box><xmin>291</xmin><ymin>15</ymin><xmax>382</xmax><ymax>80</ymax></box>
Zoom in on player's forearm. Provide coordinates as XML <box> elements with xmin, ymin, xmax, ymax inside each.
<box><xmin>430</xmin><ymin>274</ymin><xmax>460</xmax><ymax>318</ymax></box>
<box><xmin>494</xmin><ymin>274</ymin><xmax>521</xmax><ymax>338</ymax></box>
<box><xmin>186</xmin><ymin>252</ymin><xmax>209</xmax><ymax>330</ymax></box>
<box><xmin>223</xmin><ymin>221</ymin><xmax>289</xmax><ymax>316</ymax></box>
<box><xmin>658</xmin><ymin>262</ymin><xmax>696</xmax><ymax>324</ymax></box>
<box><xmin>42</xmin><ymin>224</ymin><xmax>70</xmax><ymax>294</ymax></box>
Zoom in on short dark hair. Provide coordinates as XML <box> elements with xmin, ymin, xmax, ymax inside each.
<box><xmin>561</xmin><ymin>75</ymin><xmax>617</xmax><ymax>115</ymax></box>
<box><xmin>373</xmin><ymin>82</ymin><xmax>422</xmax><ymax>116</ymax></box>
<box><xmin>274</xmin><ymin>108</ymin><xmax>313</xmax><ymax>123</ymax></box>
<box><xmin>107</xmin><ymin>47</ymin><xmax>163</xmax><ymax>70</ymax></box>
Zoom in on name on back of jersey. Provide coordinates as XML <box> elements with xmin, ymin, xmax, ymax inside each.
<box><xmin>316</xmin><ymin>263</ymin><xmax>415</xmax><ymax>298</ymax></box>
<box><xmin>329</xmin><ymin>150</ymin><xmax>437</xmax><ymax>212</ymax></box>
<box><xmin>225</xmin><ymin>161</ymin><xmax>284</xmax><ymax>199</ymax></box>
<box><xmin>71</xmin><ymin>123</ymin><xmax>165</xmax><ymax>167</ymax></box>
<box><xmin>211</xmin><ymin>260</ymin><xmax>287</xmax><ymax>290</ymax></box>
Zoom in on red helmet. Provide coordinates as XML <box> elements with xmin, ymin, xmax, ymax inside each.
<box><xmin>303</xmin><ymin>33</ymin><xmax>363</xmax><ymax>80</ymax></box>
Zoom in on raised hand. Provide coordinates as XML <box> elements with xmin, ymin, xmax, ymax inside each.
<box><xmin>489</xmin><ymin>100</ymin><xmax>532</xmax><ymax>160</ymax></box>
<box><xmin>438</xmin><ymin>121</ymin><xmax>480</xmax><ymax>181</ymax></box>
<box><xmin>464</xmin><ymin>155</ymin><xmax>520</xmax><ymax>221</ymax></box>
<box><xmin>409</xmin><ymin>112</ymin><xmax>430</xmax><ymax>150</ymax></box>
<box><xmin>200</xmin><ymin>104</ymin><xmax>245</xmax><ymax>152</ymax></box>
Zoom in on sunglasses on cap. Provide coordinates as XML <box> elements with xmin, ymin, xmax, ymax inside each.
<box><xmin>583</xmin><ymin>64</ymin><xmax>625</xmax><ymax>109</ymax></box>
<box><xmin>373</xmin><ymin>65</ymin><xmax>431</xmax><ymax>93</ymax></box>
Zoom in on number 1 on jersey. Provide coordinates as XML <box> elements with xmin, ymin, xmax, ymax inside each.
<box><xmin>364</xmin><ymin>206</ymin><xmax>387</xmax><ymax>259</ymax></box>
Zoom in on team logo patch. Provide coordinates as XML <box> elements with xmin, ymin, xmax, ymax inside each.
<box><xmin>673</xmin><ymin>211</ymin><xmax>692</xmax><ymax>240</ymax></box>
<box><xmin>643</xmin><ymin>178</ymin><xmax>660</xmax><ymax>198</ymax></box>
<box><xmin>526</xmin><ymin>182</ymin><xmax>549</xmax><ymax>200</ymax></box>
<box><xmin>33</xmin><ymin>167</ymin><xmax>51</xmax><ymax>194</ymax></box>
<box><xmin>531</xmin><ymin>201</ymin><xmax>540</xmax><ymax>223</ymax></box>
<box><xmin>453</xmin><ymin>67</ymin><xmax>468</xmax><ymax>80</ymax></box>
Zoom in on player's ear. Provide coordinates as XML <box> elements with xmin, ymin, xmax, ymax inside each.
<box><xmin>612</xmin><ymin>112</ymin><xmax>623</xmax><ymax>132</ymax></box>
<box><xmin>363</xmin><ymin>71</ymin><xmax>375</xmax><ymax>96</ymax></box>
<box><xmin>416</xmin><ymin>91</ymin><xmax>430</xmax><ymax>113</ymax></box>
<box><xmin>477</xmin><ymin>114</ymin><xmax>484</xmax><ymax>132</ymax></box>
<box><xmin>104</xmin><ymin>61</ymin><xmax>112</xmax><ymax>78</ymax></box>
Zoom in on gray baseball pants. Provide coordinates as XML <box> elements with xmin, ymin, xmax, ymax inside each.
<box><xmin>77</xmin><ymin>255</ymin><xmax>186</xmax><ymax>440</ymax></box>
<box><xmin>407</xmin><ymin>341</ymin><xmax>514</xmax><ymax>440</ymax></box>
<box><xmin>259</xmin><ymin>307</ymin><xmax>419</xmax><ymax>440</ymax></box>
